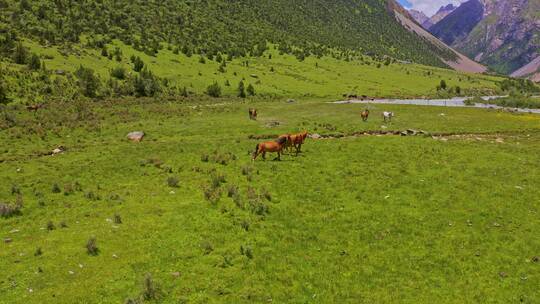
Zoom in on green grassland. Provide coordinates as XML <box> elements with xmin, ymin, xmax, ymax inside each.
<box><xmin>0</xmin><ymin>39</ymin><xmax>503</xmax><ymax>103</ymax></box>
<box><xmin>1</xmin><ymin>98</ymin><xmax>540</xmax><ymax>303</ymax></box>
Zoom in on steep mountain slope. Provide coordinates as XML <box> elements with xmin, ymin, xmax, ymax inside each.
<box><xmin>511</xmin><ymin>56</ymin><xmax>540</xmax><ymax>82</ymax></box>
<box><xmin>389</xmin><ymin>1</ymin><xmax>487</xmax><ymax>73</ymax></box>
<box><xmin>430</xmin><ymin>0</ymin><xmax>485</xmax><ymax>45</ymax></box>
<box><xmin>426</xmin><ymin>4</ymin><xmax>457</xmax><ymax>29</ymax></box>
<box><xmin>430</xmin><ymin>0</ymin><xmax>540</xmax><ymax>75</ymax></box>
<box><xmin>0</xmin><ymin>0</ymin><xmax>458</xmax><ymax>68</ymax></box>
<box><xmin>409</xmin><ymin>9</ymin><xmax>430</xmax><ymax>26</ymax></box>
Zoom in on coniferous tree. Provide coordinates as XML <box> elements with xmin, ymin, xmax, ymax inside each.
<box><xmin>133</xmin><ymin>56</ymin><xmax>144</xmax><ymax>72</ymax></box>
<box><xmin>28</xmin><ymin>53</ymin><xmax>41</xmax><ymax>70</ymax></box>
<box><xmin>238</xmin><ymin>80</ymin><xmax>246</xmax><ymax>98</ymax></box>
<box><xmin>0</xmin><ymin>79</ymin><xmax>9</xmax><ymax>104</ymax></box>
<box><xmin>206</xmin><ymin>82</ymin><xmax>221</xmax><ymax>97</ymax></box>
<box><xmin>247</xmin><ymin>84</ymin><xmax>255</xmax><ymax>96</ymax></box>
<box><xmin>440</xmin><ymin>80</ymin><xmax>447</xmax><ymax>90</ymax></box>
<box><xmin>13</xmin><ymin>42</ymin><xmax>28</xmax><ymax>64</ymax></box>
<box><xmin>75</xmin><ymin>65</ymin><xmax>100</xmax><ymax>98</ymax></box>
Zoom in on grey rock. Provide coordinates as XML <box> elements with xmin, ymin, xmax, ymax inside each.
<box><xmin>127</xmin><ymin>131</ymin><xmax>145</xmax><ymax>142</ymax></box>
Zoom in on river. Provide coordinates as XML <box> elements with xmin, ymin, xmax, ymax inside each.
<box><xmin>333</xmin><ymin>96</ymin><xmax>540</xmax><ymax>114</ymax></box>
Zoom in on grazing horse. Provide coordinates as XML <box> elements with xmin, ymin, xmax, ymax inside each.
<box><xmin>361</xmin><ymin>109</ymin><xmax>370</xmax><ymax>122</ymax></box>
<box><xmin>252</xmin><ymin>135</ymin><xmax>289</xmax><ymax>161</ymax></box>
<box><xmin>383</xmin><ymin>111</ymin><xmax>394</xmax><ymax>122</ymax></box>
<box><xmin>278</xmin><ymin>133</ymin><xmax>295</xmax><ymax>153</ymax></box>
<box><xmin>26</xmin><ymin>104</ymin><xmax>43</xmax><ymax>113</ymax></box>
<box><xmin>248</xmin><ymin>108</ymin><xmax>258</xmax><ymax>120</ymax></box>
<box><xmin>290</xmin><ymin>131</ymin><xmax>308</xmax><ymax>155</ymax></box>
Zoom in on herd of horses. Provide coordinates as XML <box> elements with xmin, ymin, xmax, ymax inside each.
<box><xmin>250</xmin><ymin>108</ymin><xmax>395</xmax><ymax>161</ymax></box>
<box><xmin>252</xmin><ymin>131</ymin><xmax>309</xmax><ymax>161</ymax></box>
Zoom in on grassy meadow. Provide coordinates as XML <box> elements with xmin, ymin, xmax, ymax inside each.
<box><xmin>1</xmin><ymin>97</ymin><xmax>540</xmax><ymax>303</ymax></box>
<box><xmin>0</xmin><ymin>39</ymin><xmax>503</xmax><ymax>102</ymax></box>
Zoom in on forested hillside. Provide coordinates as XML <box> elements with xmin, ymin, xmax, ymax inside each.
<box><xmin>0</xmin><ymin>0</ymin><xmax>456</xmax><ymax>66</ymax></box>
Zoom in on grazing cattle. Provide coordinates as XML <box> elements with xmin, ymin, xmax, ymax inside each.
<box><xmin>248</xmin><ymin>108</ymin><xmax>258</xmax><ymax>120</ymax></box>
<box><xmin>382</xmin><ymin>111</ymin><xmax>394</xmax><ymax>122</ymax></box>
<box><xmin>361</xmin><ymin>109</ymin><xmax>370</xmax><ymax>122</ymax></box>
<box><xmin>252</xmin><ymin>136</ymin><xmax>289</xmax><ymax>161</ymax></box>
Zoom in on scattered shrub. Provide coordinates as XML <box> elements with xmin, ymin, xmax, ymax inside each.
<box><xmin>201</xmin><ymin>241</ymin><xmax>214</xmax><ymax>255</ymax></box>
<box><xmin>240</xmin><ymin>220</ymin><xmax>250</xmax><ymax>231</ymax></box>
<box><xmin>60</xmin><ymin>221</ymin><xmax>68</xmax><ymax>228</ymax></box>
<box><xmin>11</xmin><ymin>184</ymin><xmax>20</xmax><ymax>195</ymax></box>
<box><xmin>211</xmin><ymin>173</ymin><xmax>226</xmax><ymax>188</ymax></box>
<box><xmin>114</xmin><ymin>214</ymin><xmax>122</xmax><ymax>224</ymax></box>
<box><xmin>52</xmin><ymin>183</ymin><xmax>61</xmax><ymax>193</ymax></box>
<box><xmin>200</xmin><ymin>154</ymin><xmax>209</xmax><ymax>162</ymax></box>
<box><xmin>262</xmin><ymin>189</ymin><xmax>272</xmax><ymax>202</ymax></box>
<box><xmin>85</xmin><ymin>191</ymin><xmax>100</xmax><ymax>201</ymax></box>
<box><xmin>63</xmin><ymin>183</ymin><xmax>74</xmax><ymax>195</ymax></box>
<box><xmin>204</xmin><ymin>187</ymin><xmax>221</xmax><ymax>205</ymax></box>
<box><xmin>238</xmin><ymin>81</ymin><xmax>246</xmax><ymax>98</ymax></box>
<box><xmin>0</xmin><ymin>201</ymin><xmax>23</xmax><ymax>218</ymax></box>
<box><xmin>133</xmin><ymin>56</ymin><xmax>145</xmax><ymax>72</ymax></box>
<box><xmin>142</xmin><ymin>273</ymin><xmax>158</xmax><ymax>300</ymax></box>
<box><xmin>110</xmin><ymin>66</ymin><xmax>126</xmax><ymax>80</ymax></box>
<box><xmin>440</xmin><ymin>80</ymin><xmax>447</xmax><ymax>90</ymax></box>
<box><xmin>86</xmin><ymin>237</ymin><xmax>99</xmax><ymax>256</ymax></box>
<box><xmin>28</xmin><ymin>53</ymin><xmax>41</xmax><ymax>70</ymax></box>
<box><xmin>46</xmin><ymin>221</ymin><xmax>55</xmax><ymax>231</ymax></box>
<box><xmin>247</xmin><ymin>84</ymin><xmax>255</xmax><ymax>96</ymax></box>
<box><xmin>206</xmin><ymin>82</ymin><xmax>221</xmax><ymax>98</ymax></box>
<box><xmin>241</xmin><ymin>166</ymin><xmax>253</xmax><ymax>176</ymax></box>
<box><xmin>232</xmin><ymin>192</ymin><xmax>243</xmax><ymax>209</ymax></box>
<box><xmin>75</xmin><ymin>65</ymin><xmax>101</xmax><ymax>98</ymax></box>
<box><xmin>167</xmin><ymin>176</ymin><xmax>180</xmax><ymax>188</ymax></box>
<box><xmin>34</xmin><ymin>247</ymin><xmax>43</xmax><ymax>256</ymax></box>
<box><xmin>227</xmin><ymin>185</ymin><xmax>239</xmax><ymax>198</ymax></box>
<box><xmin>240</xmin><ymin>245</ymin><xmax>253</xmax><ymax>259</ymax></box>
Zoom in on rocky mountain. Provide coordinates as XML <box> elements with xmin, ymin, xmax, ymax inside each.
<box><xmin>511</xmin><ymin>56</ymin><xmax>540</xmax><ymax>82</ymax></box>
<box><xmin>430</xmin><ymin>0</ymin><xmax>485</xmax><ymax>45</ymax></box>
<box><xmin>429</xmin><ymin>0</ymin><xmax>540</xmax><ymax>75</ymax></box>
<box><xmin>409</xmin><ymin>9</ymin><xmax>430</xmax><ymax>26</ymax></box>
<box><xmin>409</xmin><ymin>4</ymin><xmax>457</xmax><ymax>29</ymax></box>
<box><xmin>426</xmin><ymin>4</ymin><xmax>457</xmax><ymax>29</ymax></box>
<box><xmin>388</xmin><ymin>0</ymin><xmax>487</xmax><ymax>73</ymax></box>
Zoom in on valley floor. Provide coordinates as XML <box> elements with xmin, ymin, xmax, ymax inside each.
<box><xmin>1</xmin><ymin>97</ymin><xmax>540</xmax><ymax>303</ymax></box>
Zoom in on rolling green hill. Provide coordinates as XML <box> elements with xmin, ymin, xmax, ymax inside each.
<box><xmin>0</xmin><ymin>0</ymin><xmax>456</xmax><ymax>66</ymax></box>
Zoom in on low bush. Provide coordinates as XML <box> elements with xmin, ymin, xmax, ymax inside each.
<box><xmin>167</xmin><ymin>176</ymin><xmax>180</xmax><ymax>188</ymax></box>
<box><xmin>86</xmin><ymin>237</ymin><xmax>99</xmax><ymax>256</ymax></box>
<box><xmin>0</xmin><ymin>201</ymin><xmax>22</xmax><ymax>218</ymax></box>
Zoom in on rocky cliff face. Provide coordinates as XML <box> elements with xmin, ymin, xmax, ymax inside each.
<box><xmin>430</xmin><ymin>0</ymin><xmax>540</xmax><ymax>75</ymax></box>
<box><xmin>408</xmin><ymin>5</ymin><xmax>456</xmax><ymax>29</ymax></box>
<box><xmin>427</xmin><ymin>4</ymin><xmax>457</xmax><ymax>28</ymax></box>
<box><xmin>409</xmin><ymin>9</ymin><xmax>429</xmax><ymax>26</ymax></box>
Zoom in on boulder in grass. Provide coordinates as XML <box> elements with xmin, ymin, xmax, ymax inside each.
<box><xmin>127</xmin><ymin>131</ymin><xmax>145</xmax><ymax>142</ymax></box>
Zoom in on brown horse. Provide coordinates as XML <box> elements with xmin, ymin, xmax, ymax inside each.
<box><xmin>252</xmin><ymin>135</ymin><xmax>289</xmax><ymax>161</ymax></box>
<box><xmin>361</xmin><ymin>109</ymin><xmax>369</xmax><ymax>122</ymax></box>
<box><xmin>290</xmin><ymin>131</ymin><xmax>308</xmax><ymax>155</ymax></box>
<box><xmin>278</xmin><ymin>133</ymin><xmax>294</xmax><ymax>154</ymax></box>
<box><xmin>26</xmin><ymin>104</ymin><xmax>43</xmax><ymax>112</ymax></box>
<box><xmin>248</xmin><ymin>108</ymin><xmax>258</xmax><ymax>120</ymax></box>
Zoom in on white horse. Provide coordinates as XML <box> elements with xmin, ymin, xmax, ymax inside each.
<box><xmin>383</xmin><ymin>111</ymin><xmax>394</xmax><ymax>122</ymax></box>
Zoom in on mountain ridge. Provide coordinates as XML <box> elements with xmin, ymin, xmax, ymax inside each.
<box><xmin>429</xmin><ymin>0</ymin><xmax>540</xmax><ymax>75</ymax></box>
